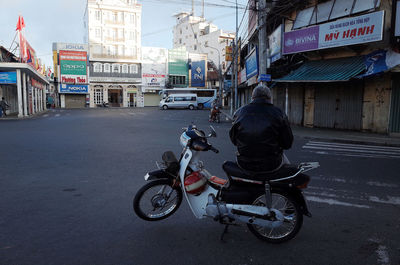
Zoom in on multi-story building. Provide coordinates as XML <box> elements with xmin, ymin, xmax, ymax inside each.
<box><xmin>84</xmin><ymin>0</ymin><xmax>142</xmax><ymax>108</ymax></box>
<box><xmin>172</xmin><ymin>12</ymin><xmax>234</xmax><ymax>90</ymax></box>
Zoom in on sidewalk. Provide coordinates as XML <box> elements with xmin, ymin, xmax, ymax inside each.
<box><xmin>220</xmin><ymin>109</ymin><xmax>400</xmax><ymax>147</ymax></box>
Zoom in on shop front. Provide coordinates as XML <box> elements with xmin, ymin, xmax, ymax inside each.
<box><xmin>59</xmin><ymin>84</ymin><xmax>88</xmax><ymax>108</ymax></box>
<box><xmin>0</xmin><ymin>63</ymin><xmax>48</xmax><ymax>117</ymax></box>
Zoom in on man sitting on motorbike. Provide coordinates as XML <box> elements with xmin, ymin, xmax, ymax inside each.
<box><xmin>229</xmin><ymin>84</ymin><xmax>293</xmax><ymax>172</ymax></box>
<box><xmin>209</xmin><ymin>97</ymin><xmax>221</xmax><ymax>122</ymax></box>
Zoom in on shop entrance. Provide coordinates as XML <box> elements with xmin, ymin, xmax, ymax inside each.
<box><xmin>128</xmin><ymin>93</ymin><xmax>137</xmax><ymax>107</ymax></box>
<box><xmin>108</xmin><ymin>89</ymin><xmax>122</xmax><ymax>107</ymax></box>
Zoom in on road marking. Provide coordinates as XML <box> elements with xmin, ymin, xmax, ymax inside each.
<box><xmin>55</xmin><ymin>114</ymin><xmax>61</xmax><ymax>117</ymax></box>
<box><xmin>302</xmin><ymin>141</ymin><xmax>400</xmax><ymax>159</ymax></box>
<box><xmin>305</xmin><ymin>195</ymin><xmax>370</xmax><ymax>208</ymax></box>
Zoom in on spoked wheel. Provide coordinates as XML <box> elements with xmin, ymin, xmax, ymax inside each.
<box><xmin>247</xmin><ymin>191</ymin><xmax>303</xmax><ymax>243</ymax></box>
<box><xmin>133</xmin><ymin>179</ymin><xmax>182</xmax><ymax>221</ymax></box>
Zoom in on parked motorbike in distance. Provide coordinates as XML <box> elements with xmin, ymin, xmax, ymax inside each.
<box><xmin>209</xmin><ymin>106</ymin><xmax>221</xmax><ymax>123</ymax></box>
<box><xmin>133</xmin><ymin>124</ymin><xmax>319</xmax><ymax>243</ymax></box>
<box><xmin>96</xmin><ymin>101</ymin><xmax>109</xmax><ymax>108</ymax></box>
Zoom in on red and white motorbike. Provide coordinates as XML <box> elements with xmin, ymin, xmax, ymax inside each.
<box><xmin>133</xmin><ymin>125</ymin><xmax>319</xmax><ymax>243</ymax></box>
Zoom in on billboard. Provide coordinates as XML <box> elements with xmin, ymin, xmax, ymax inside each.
<box><xmin>142</xmin><ymin>47</ymin><xmax>167</xmax><ymax>88</ymax></box>
<box><xmin>283</xmin><ymin>11</ymin><xmax>384</xmax><ymax>54</ymax></box>
<box><xmin>60</xmin><ymin>84</ymin><xmax>88</xmax><ymax>93</ymax></box>
<box><xmin>245</xmin><ymin>48</ymin><xmax>258</xmax><ymax>79</ymax></box>
<box><xmin>59</xmin><ymin>50</ymin><xmax>87</xmax><ymax>84</ymax></box>
<box><xmin>269</xmin><ymin>25</ymin><xmax>283</xmax><ymax>63</ymax></box>
<box><xmin>0</xmin><ymin>72</ymin><xmax>17</xmax><ymax>84</ymax></box>
<box><xmin>190</xmin><ymin>60</ymin><xmax>206</xmax><ymax>87</ymax></box>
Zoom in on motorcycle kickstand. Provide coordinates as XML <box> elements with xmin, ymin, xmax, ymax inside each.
<box><xmin>220</xmin><ymin>224</ymin><xmax>229</xmax><ymax>242</ymax></box>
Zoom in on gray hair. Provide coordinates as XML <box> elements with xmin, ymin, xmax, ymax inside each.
<box><xmin>251</xmin><ymin>84</ymin><xmax>272</xmax><ymax>102</ymax></box>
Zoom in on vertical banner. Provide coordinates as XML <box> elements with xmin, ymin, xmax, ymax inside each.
<box><xmin>190</xmin><ymin>60</ymin><xmax>206</xmax><ymax>87</ymax></box>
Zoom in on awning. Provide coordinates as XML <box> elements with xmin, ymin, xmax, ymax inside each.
<box><xmin>274</xmin><ymin>56</ymin><xmax>366</xmax><ymax>82</ymax></box>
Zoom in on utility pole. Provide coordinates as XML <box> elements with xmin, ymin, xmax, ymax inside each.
<box><xmin>234</xmin><ymin>0</ymin><xmax>238</xmax><ymax>111</ymax></box>
<box><xmin>202</xmin><ymin>0</ymin><xmax>205</xmax><ymax>18</ymax></box>
<box><xmin>258</xmin><ymin>0</ymin><xmax>268</xmax><ymax>85</ymax></box>
<box><xmin>192</xmin><ymin>0</ymin><xmax>194</xmax><ymax>15</ymax></box>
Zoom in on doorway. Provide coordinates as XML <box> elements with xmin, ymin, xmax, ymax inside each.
<box><xmin>128</xmin><ymin>93</ymin><xmax>137</xmax><ymax>107</ymax></box>
<box><xmin>108</xmin><ymin>89</ymin><xmax>122</xmax><ymax>107</ymax></box>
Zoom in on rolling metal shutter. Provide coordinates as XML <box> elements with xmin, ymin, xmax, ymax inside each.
<box><xmin>288</xmin><ymin>85</ymin><xmax>304</xmax><ymax>125</ymax></box>
<box><xmin>65</xmin><ymin>94</ymin><xmax>85</xmax><ymax>108</ymax></box>
<box><xmin>389</xmin><ymin>74</ymin><xmax>400</xmax><ymax>133</ymax></box>
<box><xmin>314</xmin><ymin>81</ymin><xmax>363</xmax><ymax>130</ymax></box>
<box><xmin>144</xmin><ymin>94</ymin><xmax>161</xmax><ymax>107</ymax></box>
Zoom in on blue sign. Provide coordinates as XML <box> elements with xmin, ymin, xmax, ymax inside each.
<box><xmin>361</xmin><ymin>50</ymin><xmax>388</xmax><ymax>77</ymax></box>
<box><xmin>245</xmin><ymin>48</ymin><xmax>258</xmax><ymax>79</ymax></box>
<box><xmin>0</xmin><ymin>72</ymin><xmax>17</xmax><ymax>84</ymax></box>
<box><xmin>191</xmin><ymin>60</ymin><xmax>206</xmax><ymax>87</ymax></box>
<box><xmin>60</xmin><ymin>84</ymin><xmax>88</xmax><ymax>93</ymax></box>
<box><xmin>258</xmin><ymin>74</ymin><xmax>271</xmax><ymax>82</ymax></box>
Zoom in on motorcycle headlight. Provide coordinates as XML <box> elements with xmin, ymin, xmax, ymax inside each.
<box><xmin>180</xmin><ymin>132</ymin><xmax>190</xmax><ymax>147</ymax></box>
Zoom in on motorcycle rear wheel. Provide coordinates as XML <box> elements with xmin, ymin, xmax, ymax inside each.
<box><xmin>133</xmin><ymin>179</ymin><xmax>182</xmax><ymax>221</ymax></box>
<box><xmin>247</xmin><ymin>191</ymin><xmax>303</xmax><ymax>243</ymax></box>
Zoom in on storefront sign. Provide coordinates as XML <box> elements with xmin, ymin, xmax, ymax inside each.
<box><xmin>239</xmin><ymin>68</ymin><xmax>246</xmax><ymax>84</ymax></box>
<box><xmin>269</xmin><ymin>25</ymin><xmax>283</xmax><ymax>63</ymax></box>
<box><xmin>60</xmin><ymin>84</ymin><xmax>88</xmax><ymax>93</ymax></box>
<box><xmin>190</xmin><ymin>60</ymin><xmax>206</xmax><ymax>87</ymax></box>
<box><xmin>245</xmin><ymin>48</ymin><xmax>258</xmax><ymax>79</ymax></box>
<box><xmin>283</xmin><ymin>11</ymin><xmax>384</xmax><ymax>54</ymax></box>
<box><xmin>53</xmin><ymin>43</ymin><xmax>88</xmax><ymax>51</ymax></box>
<box><xmin>0</xmin><ymin>72</ymin><xmax>16</xmax><ymax>84</ymax></box>
<box><xmin>60</xmin><ymin>50</ymin><xmax>87</xmax><ymax>84</ymax></box>
<box><xmin>31</xmin><ymin>78</ymin><xmax>45</xmax><ymax>89</ymax></box>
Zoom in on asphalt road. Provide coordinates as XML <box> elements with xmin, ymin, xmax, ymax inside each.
<box><xmin>0</xmin><ymin>108</ymin><xmax>399</xmax><ymax>265</ymax></box>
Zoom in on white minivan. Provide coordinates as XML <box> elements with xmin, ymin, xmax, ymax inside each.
<box><xmin>159</xmin><ymin>94</ymin><xmax>198</xmax><ymax>110</ymax></box>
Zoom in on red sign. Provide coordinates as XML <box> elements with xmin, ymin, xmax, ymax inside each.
<box><xmin>31</xmin><ymin>78</ymin><xmax>45</xmax><ymax>89</ymax></box>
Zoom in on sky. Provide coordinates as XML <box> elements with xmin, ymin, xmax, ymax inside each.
<box><xmin>0</xmin><ymin>0</ymin><xmax>246</xmax><ymax>69</ymax></box>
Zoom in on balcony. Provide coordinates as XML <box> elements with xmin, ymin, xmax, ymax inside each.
<box><xmin>90</xmin><ymin>53</ymin><xmax>138</xmax><ymax>61</ymax></box>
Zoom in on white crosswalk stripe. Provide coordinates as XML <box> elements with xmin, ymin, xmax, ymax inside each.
<box><xmin>302</xmin><ymin>140</ymin><xmax>400</xmax><ymax>159</ymax></box>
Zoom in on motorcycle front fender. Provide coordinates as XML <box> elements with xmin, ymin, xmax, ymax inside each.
<box><xmin>144</xmin><ymin>169</ymin><xmax>175</xmax><ymax>181</ymax></box>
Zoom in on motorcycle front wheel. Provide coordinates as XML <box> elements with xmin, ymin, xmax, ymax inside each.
<box><xmin>247</xmin><ymin>191</ymin><xmax>303</xmax><ymax>243</ymax></box>
<box><xmin>133</xmin><ymin>179</ymin><xmax>182</xmax><ymax>221</ymax></box>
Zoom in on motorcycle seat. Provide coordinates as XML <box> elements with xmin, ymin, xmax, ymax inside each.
<box><xmin>222</xmin><ymin>161</ymin><xmax>300</xmax><ymax>182</ymax></box>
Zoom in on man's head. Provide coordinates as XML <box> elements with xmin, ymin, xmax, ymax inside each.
<box><xmin>1</xmin><ymin>97</ymin><xmax>4</xmax><ymax>100</ymax></box>
<box><xmin>251</xmin><ymin>84</ymin><xmax>272</xmax><ymax>103</ymax></box>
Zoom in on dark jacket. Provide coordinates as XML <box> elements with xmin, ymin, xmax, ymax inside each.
<box><xmin>229</xmin><ymin>98</ymin><xmax>293</xmax><ymax>172</ymax></box>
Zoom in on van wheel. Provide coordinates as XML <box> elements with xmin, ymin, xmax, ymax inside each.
<box><xmin>197</xmin><ymin>103</ymin><xmax>204</xmax><ymax>110</ymax></box>
<box><xmin>162</xmin><ymin>105</ymin><xmax>168</xmax><ymax>110</ymax></box>
<box><xmin>189</xmin><ymin>105</ymin><xmax>194</xmax><ymax>110</ymax></box>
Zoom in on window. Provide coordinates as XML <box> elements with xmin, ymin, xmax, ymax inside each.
<box><xmin>293</xmin><ymin>6</ymin><xmax>314</xmax><ymax>29</ymax></box>
<box><xmin>352</xmin><ymin>0</ymin><xmax>378</xmax><ymax>14</ymax></box>
<box><xmin>113</xmin><ymin>29</ymin><xmax>117</xmax><ymax>40</ymax></box>
<box><xmin>312</xmin><ymin>0</ymin><xmax>334</xmax><ymax>24</ymax></box>
<box><xmin>112</xmin><ymin>12</ymin><xmax>117</xmax><ymax>22</ymax></box>
<box><xmin>179</xmin><ymin>38</ymin><xmax>182</xmax><ymax>44</ymax></box>
<box><xmin>130</xmin><ymin>14</ymin><xmax>135</xmax><ymax>24</ymax></box>
<box><xmin>330</xmin><ymin>0</ymin><xmax>353</xmax><ymax>20</ymax></box>
<box><xmin>174</xmin><ymin>97</ymin><xmax>184</xmax><ymax>101</ymax></box>
<box><xmin>94</xmin><ymin>88</ymin><xmax>103</xmax><ymax>104</ymax></box>
<box><xmin>194</xmin><ymin>33</ymin><xmax>197</xmax><ymax>39</ymax></box>
<box><xmin>122</xmin><ymin>64</ymin><xmax>128</xmax><ymax>73</ymax></box>
<box><xmin>170</xmin><ymin>75</ymin><xmax>186</xmax><ymax>85</ymax></box>
<box><xmin>180</xmin><ymin>29</ymin><xmax>182</xmax><ymax>34</ymax></box>
<box><xmin>94</xmin><ymin>63</ymin><xmax>102</xmax><ymax>72</ymax></box>
<box><xmin>112</xmin><ymin>64</ymin><xmax>120</xmax><ymax>73</ymax></box>
<box><xmin>95</xmin><ymin>28</ymin><xmax>101</xmax><ymax>38</ymax></box>
<box><xmin>118</xmin><ymin>29</ymin><xmax>124</xmax><ymax>39</ymax></box>
<box><xmin>119</xmin><ymin>12</ymin><xmax>124</xmax><ymax>22</ymax></box>
<box><xmin>104</xmin><ymin>63</ymin><xmax>111</xmax><ymax>72</ymax></box>
<box><xmin>130</xmin><ymin>64</ymin><xmax>138</xmax><ymax>74</ymax></box>
<box><xmin>197</xmin><ymin>91</ymin><xmax>214</xmax><ymax>97</ymax></box>
<box><xmin>129</xmin><ymin>31</ymin><xmax>135</xmax><ymax>40</ymax></box>
<box><xmin>95</xmin><ymin>10</ymin><xmax>101</xmax><ymax>20</ymax></box>
<box><xmin>194</xmin><ymin>45</ymin><xmax>197</xmax><ymax>50</ymax></box>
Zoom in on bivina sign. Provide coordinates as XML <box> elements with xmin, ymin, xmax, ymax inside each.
<box><xmin>283</xmin><ymin>11</ymin><xmax>384</xmax><ymax>54</ymax></box>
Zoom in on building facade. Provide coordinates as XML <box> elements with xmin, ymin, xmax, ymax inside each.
<box><xmin>234</xmin><ymin>0</ymin><xmax>400</xmax><ymax>134</ymax></box>
<box><xmin>172</xmin><ymin>12</ymin><xmax>234</xmax><ymax>91</ymax></box>
<box><xmin>141</xmin><ymin>47</ymin><xmax>167</xmax><ymax>106</ymax></box>
<box><xmin>84</xmin><ymin>0</ymin><xmax>142</xmax><ymax>108</ymax></box>
<box><xmin>52</xmin><ymin>43</ymin><xmax>89</xmax><ymax>108</ymax></box>
<box><xmin>0</xmin><ymin>46</ymin><xmax>48</xmax><ymax>117</ymax></box>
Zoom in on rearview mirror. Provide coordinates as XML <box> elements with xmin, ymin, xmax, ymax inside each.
<box><xmin>208</xmin><ymin>125</ymin><xmax>217</xmax><ymax>137</ymax></box>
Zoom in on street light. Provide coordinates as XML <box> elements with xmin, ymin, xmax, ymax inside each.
<box><xmin>205</xmin><ymin>43</ymin><xmax>222</xmax><ymax>104</ymax></box>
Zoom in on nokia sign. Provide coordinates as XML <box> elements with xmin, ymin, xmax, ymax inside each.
<box><xmin>53</xmin><ymin>42</ymin><xmax>88</xmax><ymax>51</ymax></box>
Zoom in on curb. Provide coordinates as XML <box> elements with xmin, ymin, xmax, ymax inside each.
<box><xmin>0</xmin><ymin>110</ymin><xmax>49</xmax><ymax>121</ymax></box>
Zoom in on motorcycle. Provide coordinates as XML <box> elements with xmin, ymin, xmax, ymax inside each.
<box><xmin>209</xmin><ymin>106</ymin><xmax>221</xmax><ymax>123</ymax></box>
<box><xmin>133</xmin><ymin>125</ymin><xmax>319</xmax><ymax>243</ymax></box>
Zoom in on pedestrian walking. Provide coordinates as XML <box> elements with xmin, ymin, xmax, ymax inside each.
<box><xmin>0</xmin><ymin>97</ymin><xmax>10</xmax><ymax>117</ymax></box>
